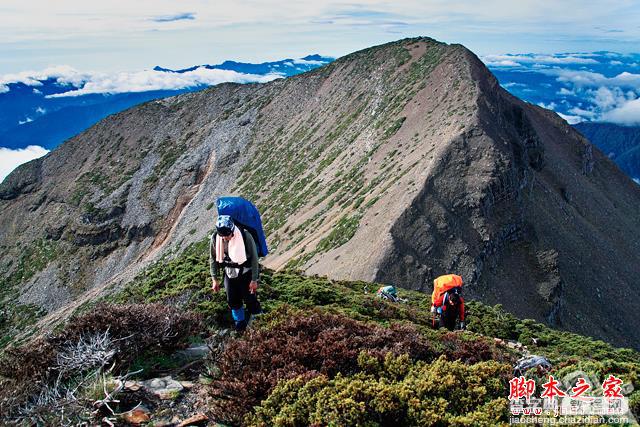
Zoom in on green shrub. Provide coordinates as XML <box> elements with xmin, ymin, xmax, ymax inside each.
<box><xmin>247</xmin><ymin>355</ymin><xmax>511</xmax><ymax>427</ymax></box>
<box><xmin>206</xmin><ymin>307</ymin><xmax>435</xmax><ymax>425</ymax></box>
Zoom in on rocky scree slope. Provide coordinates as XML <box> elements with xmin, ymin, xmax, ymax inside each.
<box><xmin>0</xmin><ymin>37</ymin><xmax>639</xmax><ymax>350</ymax></box>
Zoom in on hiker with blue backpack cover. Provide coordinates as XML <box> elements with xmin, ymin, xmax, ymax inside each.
<box><xmin>210</xmin><ymin>197</ymin><xmax>269</xmax><ymax>332</ymax></box>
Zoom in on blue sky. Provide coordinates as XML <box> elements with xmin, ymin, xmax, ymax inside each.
<box><xmin>2</xmin><ymin>1</ymin><xmax>640</xmax><ymax>73</ymax></box>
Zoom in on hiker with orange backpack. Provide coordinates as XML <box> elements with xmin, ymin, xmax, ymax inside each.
<box><xmin>430</xmin><ymin>274</ymin><xmax>466</xmax><ymax>331</ymax></box>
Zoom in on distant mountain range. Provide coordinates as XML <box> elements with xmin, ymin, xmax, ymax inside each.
<box><xmin>574</xmin><ymin>122</ymin><xmax>640</xmax><ymax>182</ymax></box>
<box><xmin>0</xmin><ymin>55</ymin><xmax>332</xmax><ymax>151</ymax></box>
<box><xmin>153</xmin><ymin>54</ymin><xmax>331</xmax><ymax>75</ymax></box>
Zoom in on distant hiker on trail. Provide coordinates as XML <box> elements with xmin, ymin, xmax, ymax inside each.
<box><xmin>210</xmin><ymin>214</ymin><xmax>262</xmax><ymax>332</ymax></box>
<box><xmin>376</xmin><ymin>285</ymin><xmax>407</xmax><ymax>303</ymax></box>
<box><xmin>377</xmin><ymin>285</ymin><xmax>399</xmax><ymax>302</ymax></box>
<box><xmin>431</xmin><ymin>274</ymin><xmax>466</xmax><ymax>331</ymax></box>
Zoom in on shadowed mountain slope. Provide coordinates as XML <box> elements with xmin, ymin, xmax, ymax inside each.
<box><xmin>574</xmin><ymin>121</ymin><xmax>640</xmax><ymax>181</ymax></box>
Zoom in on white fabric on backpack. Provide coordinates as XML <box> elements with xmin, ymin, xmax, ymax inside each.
<box><xmin>215</xmin><ymin>227</ymin><xmax>247</xmax><ymax>265</ymax></box>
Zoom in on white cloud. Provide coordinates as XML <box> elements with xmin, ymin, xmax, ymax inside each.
<box><xmin>502</xmin><ymin>82</ymin><xmax>527</xmax><ymax>88</ymax></box>
<box><xmin>482</xmin><ymin>54</ymin><xmax>599</xmax><ymax>67</ymax></box>
<box><xmin>536</xmin><ymin>55</ymin><xmax>599</xmax><ymax>65</ymax></box>
<box><xmin>541</xmin><ymin>69</ymin><xmax>640</xmax><ymax>90</ymax></box>
<box><xmin>591</xmin><ymin>87</ymin><xmax>618</xmax><ymax>110</ymax></box>
<box><xmin>484</xmin><ymin>59</ymin><xmax>520</xmax><ymax>67</ymax></box>
<box><xmin>532</xmin><ymin>63</ymin><xmax>550</xmax><ymax>69</ymax></box>
<box><xmin>568</xmin><ymin>106</ymin><xmax>597</xmax><ymax>119</ymax></box>
<box><xmin>1</xmin><ymin>64</ymin><xmax>285</xmax><ymax>98</ymax></box>
<box><xmin>558</xmin><ymin>87</ymin><xmax>575</xmax><ymax>95</ymax></box>
<box><xmin>292</xmin><ymin>58</ymin><xmax>327</xmax><ymax>66</ymax></box>
<box><xmin>537</xmin><ymin>101</ymin><xmax>557</xmax><ymax>110</ymax></box>
<box><xmin>35</xmin><ymin>106</ymin><xmax>46</xmax><ymax>114</ymax></box>
<box><xmin>33</xmin><ymin>88</ymin><xmax>42</xmax><ymax>94</ymax></box>
<box><xmin>0</xmin><ymin>145</ymin><xmax>49</xmax><ymax>183</ymax></box>
<box><xmin>601</xmin><ymin>98</ymin><xmax>640</xmax><ymax>125</ymax></box>
<box><xmin>634</xmin><ymin>178</ymin><xmax>640</xmax><ymax>185</ymax></box>
<box><xmin>557</xmin><ymin>112</ymin><xmax>584</xmax><ymax>124</ymax></box>
<box><xmin>610</xmin><ymin>60</ymin><xmax>623</xmax><ymax>65</ymax></box>
<box><xmin>18</xmin><ymin>117</ymin><xmax>33</xmax><ymax>125</ymax></box>
<box><xmin>45</xmin><ymin>67</ymin><xmax>283</xmax><ymax>97</ymax></box>
<box><xmin>0</xmin><ymin>65</ymin><xmax>90</xmax><ymax>92</ymax></box>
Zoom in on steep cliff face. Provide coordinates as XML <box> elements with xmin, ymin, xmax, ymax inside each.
<box><xmin>1</xmin><ymin>38</ymin><xmax>639</xmax><ymax>349</ymax></box>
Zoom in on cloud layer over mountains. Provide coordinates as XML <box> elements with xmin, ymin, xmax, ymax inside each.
<box><xmin>0</xmin><ymin>57</ymin><xmax>332</xmax><ymax>183</ymax></box>
<box><xmin>0</xmin><ymin>66</ymin><xmax>282</xmax><ymax>98</ymax></box>
<box><xmin>484</xmin><ymin>52</ymin><xmax>640</xmax><ymax>125</ymax></box>
<box><xmin>0</xmin><ymin>55</ymin><xmax>332</xmax><ymax>182</ymax></box>
<box><xmin>3</xmin><ymin>50</ymin><xmax>640</xmax><ymax>185</ymax></box>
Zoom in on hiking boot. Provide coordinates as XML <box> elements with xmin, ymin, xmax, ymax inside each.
<box><xmin>235</xmin><ymin>319</ymin><xmax>248</xmax><ymax>332</ymax></box>
<box><xmin>247</xmin><ymin>310</ymin><xmax>265</xmax><ymax>327</ymax></box>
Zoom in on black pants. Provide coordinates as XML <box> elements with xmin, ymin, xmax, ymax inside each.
<box><xmin>440</xmin><ymin>304</ymin><xmax>459</xmax><ymax>331</ymax></box>
<box><xmin>224</xmin><ymin>270</ymin><xmax>261</xmax><ymax>314</ymax></box>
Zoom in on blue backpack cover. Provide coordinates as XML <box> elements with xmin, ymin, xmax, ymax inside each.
<box><xmin>216</xmin><ymin>197</ymin><xmax>268</xmax><ymax>257</ymax></box>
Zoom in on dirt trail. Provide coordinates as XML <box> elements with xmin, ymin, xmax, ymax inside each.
<box><xmin>142</xmin><ymin>151</ymin><xmax>216</xmax><ymax>262</ymax></box>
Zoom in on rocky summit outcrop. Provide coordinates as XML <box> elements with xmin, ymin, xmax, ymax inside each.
<box><xmin>1</xmin><ymin>37</ymin><xmax>639</xmax><ymax>349</ymax></box>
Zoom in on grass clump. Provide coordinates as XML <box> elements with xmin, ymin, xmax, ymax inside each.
<box><xmin>383</xmin><ymin>116</ymin><xmax>406</xmax><ymax>139</ymax></box>
<box><xmin>315</xmin><ymin>213</ymin><xmax>362</xmax><ymax>253</ymax></box>
<box><xmin>5</xmin><ymin>238</ymin><xmax>58</xmax><ymax>286</ymax></box>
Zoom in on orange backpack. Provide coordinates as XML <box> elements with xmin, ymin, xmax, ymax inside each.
<box><xmin>431</xmin><ymin>274</ymin><xmax>463</xmax><ymax>307</ymax></box>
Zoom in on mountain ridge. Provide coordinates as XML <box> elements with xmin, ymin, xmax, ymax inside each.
<box><xmin>0</xmin><ymin>56</ymin><xmax>332</xmax><ymax>155</ymax></box>
<box><xmin>152</xmin><ymin>54</ymin><xmax>333</xmax><ymax>74</ymax></box>
<box><xmin>1</xmin><ymin>37</ymin><xmax>639</xmax><ymax>351</ymax></box>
